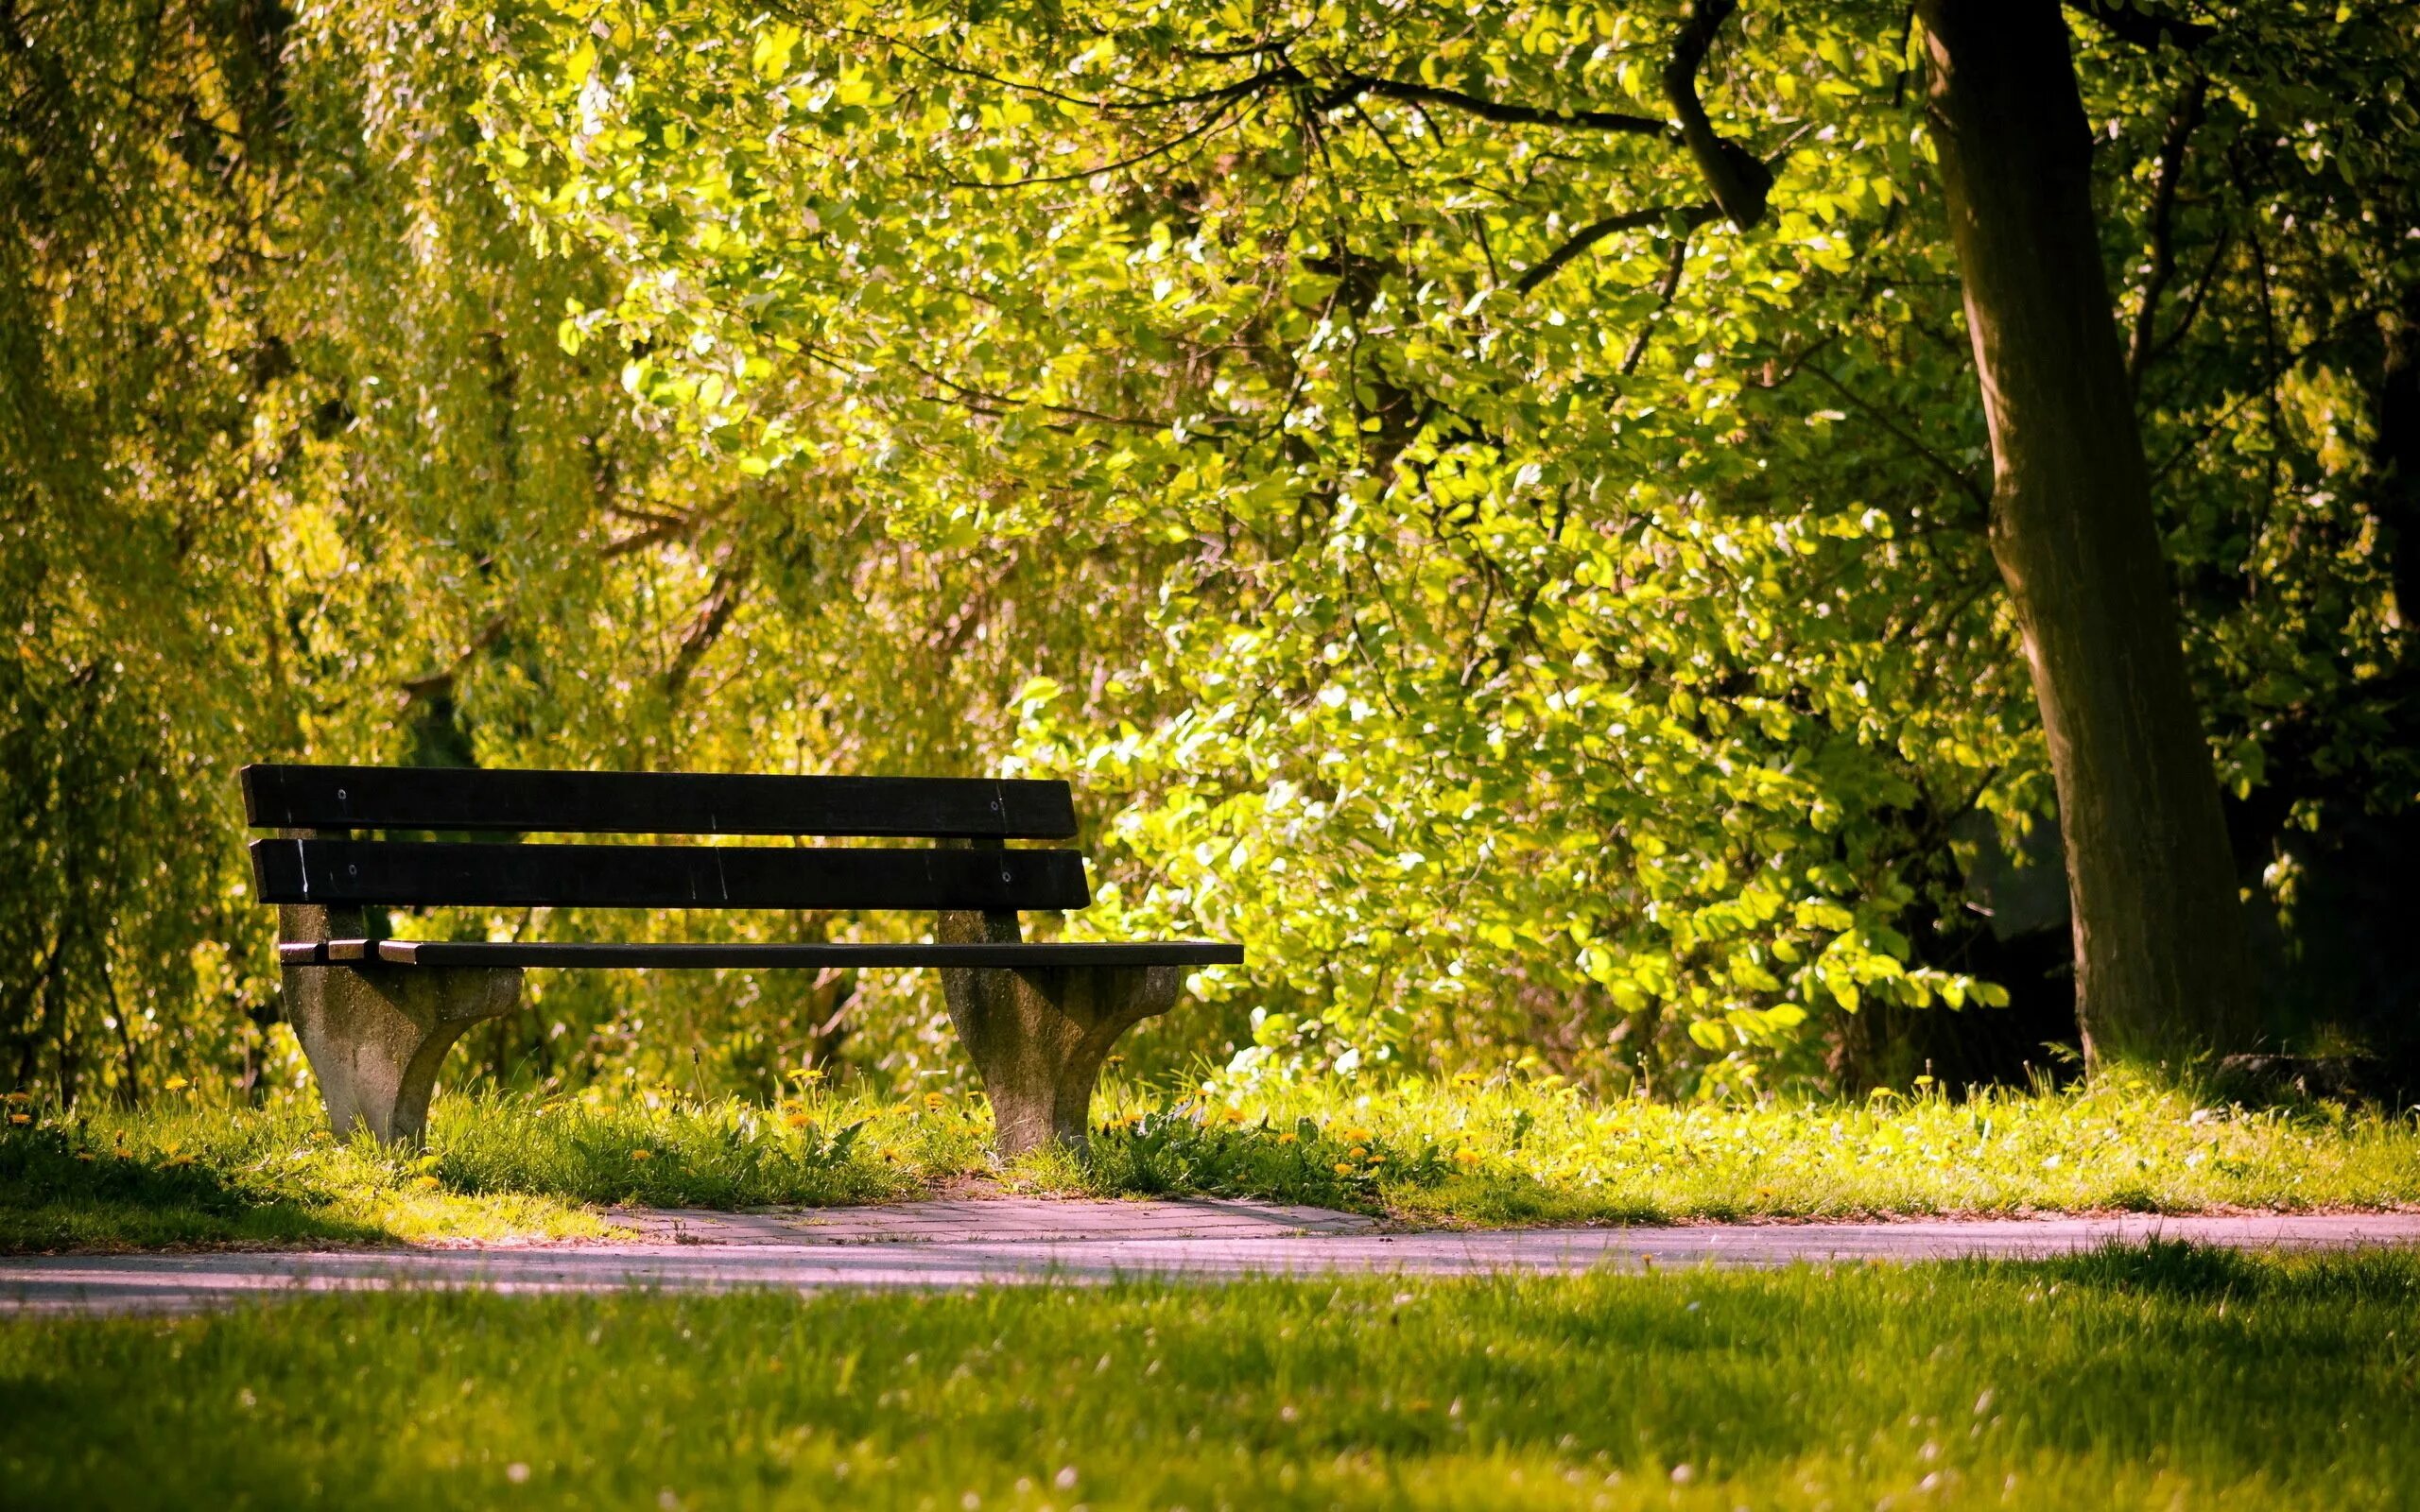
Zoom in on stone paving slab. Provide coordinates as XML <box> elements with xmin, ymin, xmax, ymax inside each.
<box><xmin>7</xmin><ymin>1207</ymin><xmax>2417</xmax><ymax>1315</ymax></box>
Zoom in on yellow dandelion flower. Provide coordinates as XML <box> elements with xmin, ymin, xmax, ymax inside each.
<box><xmin>163</xmin><ymin>1075</ymin><xmax>191</xmax><ymax>1092</ymax></box>
<box><xmin>1347</xmin><ymin>1145</ymin><xmax>1368</xmax><ymax>1160</ymax></box>
<box><xmin>784</xmin><ymin>1110</ymin><xmax>816</xmax><ymax>1129</ymax></box>
<box><xmin>7</xmin><ymin>1113</ymin><xmax>27</xmax><ymax>1125</ymax></box>
<box><xmin>412</xmin><ymin>1175</ymin><xmax>441</xmax><ymax>1191</ymax></box>
<box><xmin>2</xmin><ymin>1091</ymin><xmax>28</xmax><ymax>1104</ymax></box>
<box><xmin>1342</xmin><ymin>1126</ymin><xmax>1373</xmax><ymax>1143</ymax></box>
<box><xmin>1453</xmin><ymin>1148</ymin><xmax>1485</xmax><ymax>1168</ymax></box>
<box><xmin>1276</xmin><ymin>1131</ymin><xmax>1299</xmax><ymax>1145</ymax></box>
<box><xmin>1333</xmin><ymin>1161</ymin><xmax>1357</xmax><ymax>1176</ymax></box>
<box><xmin>923</xmin><ymin>1091</ymin><xmax>949</xmax><ymax>1111</ymax></box>
<box><xmin>630</xmin><ymin>1149</ymin><xmax>653</xmax><ymax>1161</ymax></box>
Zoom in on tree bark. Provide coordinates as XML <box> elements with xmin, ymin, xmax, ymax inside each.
<box><xmin>1917</xmin><ymin>0</ymin><xmax>2254</xmax><ymax>1066</ymax></box>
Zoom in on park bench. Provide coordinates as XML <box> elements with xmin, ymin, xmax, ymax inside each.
<box><xmin>241</xmin><ymin>764</ymin><xmax>1241</xmax><ymax>1153</ymax></box>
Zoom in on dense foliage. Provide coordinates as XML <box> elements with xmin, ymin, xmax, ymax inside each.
<box><xmin>3</xmin><ymin>0</ymin><xmax>2415</xmax><ymax>1104</ymax></box>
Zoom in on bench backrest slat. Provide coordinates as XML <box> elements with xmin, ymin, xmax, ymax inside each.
<box><xmin>240</xmin><ymin>765</ymin><xmax>1078</xmax><ymax>840</ymax></box>
<box><xmin>250</xmin><ymin>839</ymin><xmax>1089</xmax><ymax>913</ymax></box>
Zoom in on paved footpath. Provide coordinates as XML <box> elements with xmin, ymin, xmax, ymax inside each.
<box><xmin>8</xmin><ymin>1201</ymin><xmax>2419</xmax><ymax>1314</ymax></box>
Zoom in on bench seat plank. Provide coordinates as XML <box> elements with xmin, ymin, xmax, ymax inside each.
<box><xmin>250</xmin><ymin>838</ymin><xmax>1089</xmax><ymax>912</ymax></box>
<box><xmin>241</xmin><ymin>764</ymin><xmax>1079</xmax><ymax>839</ymax></box>
<box><xmin>280</xmin><ymin>939</ymin><xmax>1246</xmax><ymax>969</ymax></box>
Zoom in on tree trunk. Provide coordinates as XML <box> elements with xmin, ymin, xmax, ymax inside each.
<box><xmin>2374</xmin><ymin>282</ymin><xmax>2420</xmax><ymax>631</ymax></box>
<box><xmin>1917</xmin><ymin>0</ymin><xmax>2254</xmax><ymax>1067</ymax></box>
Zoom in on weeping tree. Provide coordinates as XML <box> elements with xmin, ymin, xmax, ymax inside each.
<box><xmin>0</xmin><ymin>0</ymin><xmax>1183</xmax><ymax>1100</ymax></box>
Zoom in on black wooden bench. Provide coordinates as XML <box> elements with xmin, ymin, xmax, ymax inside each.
<box><xmin>241</xmin><ymin>764</ymin><xmax>1241</xmax><ymax>1153</ymax></box>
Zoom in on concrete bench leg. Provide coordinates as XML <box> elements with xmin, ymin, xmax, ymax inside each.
<box><xmin>281</xmin><ymin>960</ymin><xmax>521</xmax><ymax>1145</ymax></box>
<box><xmin>938</xmin><ymin>909</ymin><xmax>1180</xmax><ymax>1156</ymax></box>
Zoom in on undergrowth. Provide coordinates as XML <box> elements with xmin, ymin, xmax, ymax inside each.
<box><xmin>2</xmin><ymin>1073</ymin><xmax>2414</xmax><ymax>1251</ymax></box>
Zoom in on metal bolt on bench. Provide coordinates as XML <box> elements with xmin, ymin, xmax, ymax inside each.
<box><xmin>241</xmin><ymin>764</ymin><xmax>1242</xmax><ymax>1153</ymax></box>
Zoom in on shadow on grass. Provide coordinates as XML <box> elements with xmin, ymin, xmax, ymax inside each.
<box><xmin>1080</xmin><ymin>1111</ymin><xmax>1670</xmax><ymax>1225</ymax></box>
<box><xmin>0</xmin><ymin>1125</ymin><xmax>389</xmax><ymax>1253</ymax></box>
<box><xmin>2016</xmin><ymin>1236</ymin><xmax>2420</xmax><ymax>1305</ymax></box>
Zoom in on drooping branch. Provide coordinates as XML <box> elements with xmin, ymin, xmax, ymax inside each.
<box><xmin>602</xmin><ymin>507</ymin><xmax>707</xmax><ymax>558</ymax></box>
<box><xmin>901</xmin><ymin>358</ymin><xmax>1167</xmax><ymax>430</ymax></box>
<box><xmin>944</xmin><ymin>95</ymin><xmax>1246</xmax><ymax>188</ymax></box>
<box><xmin>1797</xmin><ymin>362</ymin><xmax>1992</xmax><ymax>514</ymax></box>
<box><xmin>399</xmin><ymin>614</ymin><xmax>507</xmax><ymax>701</ymax></box>
<box><xmin>2128</xmin><ymin>74</ymin><xmax>2207</xmax><ymax>392</ymax></box>
<box><xmin>1516</xmin><ymin>202</ymin><xmax>1714</xmax><ymax>294</ymax></box>
<box><xmin>1663</xmin><ymin>0</ymin><xmax>1773</xmax><ymax>228</ymax></box>
<box><xmin>1319</xmin><ymin>72</ymin><xmax>1669</xmax><ymax>138</ymax></box>
<box><xmin>2064</xmin><ymin>0</ymin><xmax>2215</xmax><ymax>53</ymax></box>
<box><xmin>664</xmin><ymin>553</ymin><xmax>751</xmax><ymax>702</ymax></box>
<box><xmin>1621</xmin><ymin>233</ymin><xmax>1694</xmax><ymax>374</ymax></box>
<box><xmin>2144</xmin><ymin>223</ymin><xmax>2231</xmax><ymax>372</ymax></box>
<box><xmin>1514</xmin><ymin>123</ymin><xmax>1802</xmax><ymax>293</ymax></box>
<box><xmin>2148</xmin><ymin>311</ymin><xmax>2376</xmax><ymax>485</ymax></box>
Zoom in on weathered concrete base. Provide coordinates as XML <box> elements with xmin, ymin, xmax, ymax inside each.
<box><xmin>277</xmin><ymin>897</ymin><xmax>518</xmax><ymax>1145</ymax></box>
<box><xmin>937</xmin><ymin>908</ymin><xmax>1180</xmax><ymax>1156</ymax></box>
<box><xmin>281</xmin><ymin>962</ymin><xmax>522</xmax><ymax>1144</ymax></box>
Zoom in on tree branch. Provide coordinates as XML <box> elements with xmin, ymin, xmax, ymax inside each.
<box><xmin>2140</xmin><ymin>225</ymin><xmax>2232</xmax><ymax>384</ymax></box>
<box><xmin>1622</xmin><ymin>234</ymin><xmax>1694</xmax><ymax>374</ymax></box>
<box><xmin>943</xmin><ymin>97</ymin><xmax>1244</xmax><ymax>188</ymax></box>
<box><xmin>2128</xmin><ymin>74</ymin><xmax>2206</xmax><ymax>392</ymax></box>
<box><xmin>602</xmin><ymin>510</ymin><xmax>705</xmax><ymax>559</ymax></box>
<box><xmin>1516</xmin><ymin>203</ymin><xmax>1715</xmax><ymax>294</ymax></box>
<box><xmin>399</xmin><ymin>615</ymin><xmax>507</xmax><ymax>700</ymax></box>
<box><xmin>2063</xmin><ymin>0</ymin><xmax>2215</xmax><ymax>52</ymax></box>
<box><xmin>902</xmin><ymin>358</ymin><xmax>1167</xmax><ymax>430</ymax></box>
<box><xmin>1663</xmin><ymin>0</ymin><xmax>1773</xmax><ymax>228</ymax></box>
<box><xmin>1321</xmin><ymin>72</ymin><xmax>1670</xmax><ymax>137</ymax></box>
<box><xmin>665</xmin><ymin>554</ymin><xmax>751</xmax><ymax>702</ymax></box>
<box><xmin>2148</xmin><ymin>312</ymin><xmax>2375</xmax><ymax>484</ymax></box>
<box><xmin>1797</xmin><ymin>362</ymin><xmax>1991</xmax><ymax>513</ymax></box>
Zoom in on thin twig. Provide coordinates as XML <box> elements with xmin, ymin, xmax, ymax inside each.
<box><xmin>942</xmin><ymin>97</ymin><xmax>1242</xmax><ymax>189</ymax></box>
<box><xmin>2128</xmin><ymin>75</ymin><xmax>2207</xmax><ymax>393</ymax></box>
<box><xmin>1797</xmin><ymin>363</ymin><xmax>1990</xmax><ymax>512</ymax></box>
<box><xmin>1319</xmin><ymin>72</ymin><xmax>1671</xmax><ymax>138</ymax></box>
<box><xmin>1621</xmin><ymin>234</ymin><xmax>1693</xmax><ymax>374</ymax></box>
<box><xmin>1515</xmin><ymin>203</ymin><xmax>1713</xmax><ymax>294</ymax></box>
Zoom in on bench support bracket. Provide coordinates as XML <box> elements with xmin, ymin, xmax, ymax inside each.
<box><xmin>279</xmin><ymin>902</ymin><xmax>521</xmax><ymax>1145</ymax></box>
<box><xmin>938</xmin><ymin>909</ymin><xmax>1181</xmax><ymax>1156</ymax></box>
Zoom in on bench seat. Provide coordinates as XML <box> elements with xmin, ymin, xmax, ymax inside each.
<box><xmin>243</xmin><ymin>762</ymin><xmax>1240</xmax><ymax>1153</ymax></box>
<box><xmin>280</xmin><ymin>939</ymin><xmax>1245</xmax><ymax>969</ymax></box>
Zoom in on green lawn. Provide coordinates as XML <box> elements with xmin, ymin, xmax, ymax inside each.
<box><xmin>5</xmin><ymin>1074</ymin><xmax>2417</xmax><ymax>1252</ymax></box>
<box><xmin>3</xmin><ymin>1245</ymin><xmax>2415</xmax><ymax>1508</ymax></box>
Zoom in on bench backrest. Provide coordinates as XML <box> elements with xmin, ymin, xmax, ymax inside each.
<box><xmin>241</xmin><ymin>765</ymin><xmax>1088</xmax><ymax>913</ymax></box>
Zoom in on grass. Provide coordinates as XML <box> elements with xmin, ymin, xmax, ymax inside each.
<box><xmin>3</xmin><ymin>1073</ymin><xmax>2417</xmax><ymax>1252</ymax></box>
<box><xmin>3</xmin><ymin>1245</ymin><xmax>2416</xmax><ymax>1508</ymax></box>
